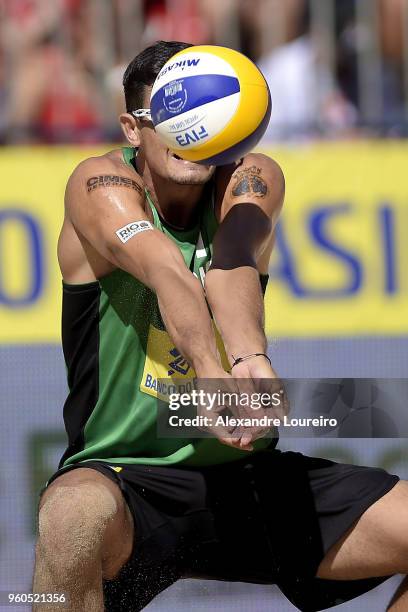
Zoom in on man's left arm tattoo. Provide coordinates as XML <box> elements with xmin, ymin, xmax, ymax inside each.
<box><xmin>230</xmin><ymin>166</ymin><xmax>268</xmax><ymax>198</ymax></box>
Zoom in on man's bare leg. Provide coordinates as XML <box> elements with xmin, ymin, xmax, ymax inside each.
<box><xmin>33</xmin><ymin>468</ymin><xmax>134</xmax><ymax>611</ymax></box>
<box><xmin>315</xmin><ymin>480</ymin><xmax>408</xmax><ymax>610</ymax></box>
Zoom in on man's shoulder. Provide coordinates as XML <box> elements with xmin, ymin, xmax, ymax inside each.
<box><xmin>67</xmin><ymin>148</ymin><xmax>141</xmax><ymax>189</ymax></box>
<box><xmin>238</xmin><ymin>152</ymin><xmax>284</xmax><ymax>182</ymax></box>
<box><xmin>64</xmin><ymin>148</ymin><xmax>146</xmax><ymax>216</ymax></box>
<box><xmin>215</xmin><ymin>152</ymin><xmax>285</xmax><ymax>195</ymax></box>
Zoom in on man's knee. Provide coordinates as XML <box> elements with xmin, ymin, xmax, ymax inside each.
<box><xmin>37</xmin><ymin>469</ymin><xmax>131</xmax><ymax>578</ymax></box>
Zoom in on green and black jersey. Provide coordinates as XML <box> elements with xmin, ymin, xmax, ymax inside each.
<box><xmin>60</xmin><ymin>147</ymin><xmax>273</xmax><ymax>469</ymax></box>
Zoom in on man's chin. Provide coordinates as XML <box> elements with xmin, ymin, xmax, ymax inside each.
<box><xmin>169</xmin><ymin>172</ymin><xmax>214</xmax><ymax>186</ymax></box>
<box><xmin>168</xmin><ymin>167</ymin><xmax>215</xmax><ymax>185</ymax></box>
<box><xmin>167</xmin><ymin>151</ymin><xmax>215</xmax><ymax>184</ymax></box>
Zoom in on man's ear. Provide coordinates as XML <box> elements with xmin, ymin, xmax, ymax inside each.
<box><xmin>120</xmin><ymin>113</ymin><xmax>141</xmax><ymax>146</ymax></box>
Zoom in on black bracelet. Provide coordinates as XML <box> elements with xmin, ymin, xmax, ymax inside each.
<box><xmin>231</xmin><ymin>352</ymin><xmax>271</xmax><ymax>369</ymax></box>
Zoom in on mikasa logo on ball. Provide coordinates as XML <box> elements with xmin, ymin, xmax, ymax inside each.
<box><xmin>157</xmin><ymin>58</ymin><xmax>200</xmax><ymax>81</ymax></box>
<box><xmin>163</xmin><ymin>80</ymin><xmax>188</xmax><ymax>113</ymax></box>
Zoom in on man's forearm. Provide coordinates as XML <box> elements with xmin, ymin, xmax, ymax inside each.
<box><xmin>107</xmin><ymin>235</ymin><xmax>221</xmax><ymax>375</ymax></box>
<box><xmin>154</xmin><ymin>269</ymin><xmax>221</xmax><ymax>374</ymax></box>
<box><xmin>205</xmin><ymin>267</ymin><xmax>267</xmax><ymax>365</ymax></box>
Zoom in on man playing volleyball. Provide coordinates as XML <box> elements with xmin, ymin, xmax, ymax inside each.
<box><xmin>33</xmin><ymin>41</ymin><xmax>408</xmax><ymax>612</ymax></box>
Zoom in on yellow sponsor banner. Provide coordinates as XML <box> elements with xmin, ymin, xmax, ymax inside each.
<box><xmin>0</xmin><ymin>142</ymin><xmax>407</xmax><ymax>342</ymax></box>
<box><xmin>0</xmin><ymin>146</ymin><xmax>106</xmax><ymax>343</ymax></box>
<box><xmin>259</xmin><ymin>141</ymin><xmax>408</xmax><ymax>336</ymax></box>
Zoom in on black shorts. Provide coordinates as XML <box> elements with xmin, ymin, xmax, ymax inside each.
<box><xmin>44</xmin><ymin>449</ymin><xmax>399</xmax><ymax>612</ymax></box>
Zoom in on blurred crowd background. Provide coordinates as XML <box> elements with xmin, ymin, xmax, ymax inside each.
<box><xmin>1</xmin><ymin>0</ymin><xmax>408</xmax><ymax>144</ymax></box>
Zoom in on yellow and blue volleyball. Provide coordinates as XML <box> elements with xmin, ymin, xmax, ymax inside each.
<box><xmin>150</xmin><ymin>45</ymin><xmax>271</xmax><ymax>165</ymax></box>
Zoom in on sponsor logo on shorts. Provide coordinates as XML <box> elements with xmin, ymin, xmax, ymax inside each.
<box><xmin>116</xmin><ymin>220</ymin><xmax>153</xmax><ymax>243</ymax></box>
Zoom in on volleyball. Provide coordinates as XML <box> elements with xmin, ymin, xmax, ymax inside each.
<box><xmin>150</xmin><ymin>45</ymin><xmax>271</xmax><ymax>165</ymax></box>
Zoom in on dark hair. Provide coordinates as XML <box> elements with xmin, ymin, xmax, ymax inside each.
<box><xmin>123</xmin><ymin>40</ymin><xmax>193</xmax><ymax>112</ymax></box>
